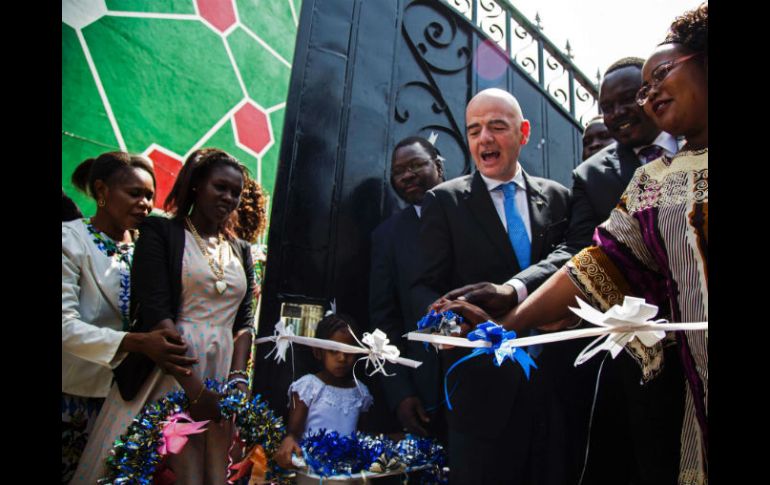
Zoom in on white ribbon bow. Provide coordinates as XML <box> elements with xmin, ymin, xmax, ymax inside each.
<box><xmin>571</xmin><ymin>296</ymin><xmax>667</xmax><ymax>366</ymax></box>
<box><xmin>356</xmin><ymin>329</ymin><xmax>402</xmax><ymax>377</ymax></box>
<box><xmin>257</xmin><ymin>320</ymin><xmax>296</xmax><ymax>363</ymax></box>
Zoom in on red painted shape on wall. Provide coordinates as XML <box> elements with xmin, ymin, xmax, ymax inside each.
<box><xmin>197</xmin><ymin>0</ymin><xmax>237</xmax><ymax>33</ymax></box>
<box><xmin>234</xmin><ymin>102</ymin><xmax>272</xmax><ymax>155</ymax></box>
<box><xmin>147</xmin><ymin>149</ymin><xmax>183</xmax><ymax>209</ymax></box>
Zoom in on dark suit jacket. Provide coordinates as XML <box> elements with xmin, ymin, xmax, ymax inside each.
<box><xmin>568</xmin><ymin>142</ymin><xmax>641</xmax><ymax>249</ymax></box>
<box><xmin>528</xmin><ymin>142</ymin><xmax>642</xmax><ymax>279</ymax></box>
<box><xmin>411</xmin><ymin>169</ymin><xmax>570</xmax><ymax>438</ymax></box>
<box><xmin>369</xmin><ymin>207</ymin><xmax>442</xmax><ymax>412</ymax></box>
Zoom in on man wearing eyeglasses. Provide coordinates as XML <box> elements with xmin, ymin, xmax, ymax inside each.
<box><xmin>369</xmin><ymin>136</ymin><xmax>447</xmax><ymax>443</ymax></box>
<box><xmin>412</xmin><ymin>88</ymin><xmax>571</xmax><ymax>485</ymax></box>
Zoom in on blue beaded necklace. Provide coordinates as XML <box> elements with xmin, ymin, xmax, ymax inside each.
<box><xmin>84</xmin><ymin>219</ymin><xmax>134</xmax><ymax>330</ymax></box>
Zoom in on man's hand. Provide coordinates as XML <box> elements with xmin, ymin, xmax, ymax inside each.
<box><xmin>434</xmin><ymin>299</ymin><xmax>493</xmax><ymax>328</ymax></box>
<box><xmin>433</xmin><ymin>282</ymin><xmax>518</xmax><ymax>317</ymax></box>
<box><xmin>396</xmin><ymin>396</ymin><xmax>430</xmax><ymax>437</ymax></box>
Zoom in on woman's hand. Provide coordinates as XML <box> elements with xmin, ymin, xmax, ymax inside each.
<box><xmin>120</xmin><ymin>326</ymin><xmax>198</xmax><ymax>378</ymax></box>
<box><xmin>275</xmin><ymin>435</ymin><xmax>302</xmax><ymax>469</ymax></box>
<box><xmin>189</xmin><ymin>388</ymin><xmax>222</xmax><ymax>422</ymax></box>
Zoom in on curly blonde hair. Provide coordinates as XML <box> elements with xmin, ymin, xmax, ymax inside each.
<box><xmin>235</xmin><ymin>174</ymin><xmax>268</xmax><ymax>243</ymax></box>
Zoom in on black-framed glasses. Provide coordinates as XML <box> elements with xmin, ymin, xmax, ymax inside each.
<box><xmin>391</xmin><ymin>158</ymin><xmax>433</xmax><ymax>179</ymax></box>
<box><xmin>636</xmin><ymin>52</ymin><xmax>701</xmax><ymax>106</ymax></box>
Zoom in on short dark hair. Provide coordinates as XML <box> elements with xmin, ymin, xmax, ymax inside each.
<box><xmin>71</xmin><ymin>151</ymin><xmax>156</xmax><ymax>199</ymax></box>
<box><xmin>62</xmin><ymin>189</ymin><xmax>83</xmax><ymax>222</ymax></box>
<box><xmin>390</xmin><ymin>136</ymin><xmax>444</xmax><ymax>186</ymax></box>
<box><xmin>663</xmin><ymin>2</ymin><xmax>707</xmax><ymax>55</ymax></box>
<box><xmin>392</xmin><ymin>136</ymin><xmax>440</xmax><ymax>163</ymax></box>
<box><xmin>164</xmin><ymin>148</ymin><xmax>248</xmax><ymax>238</ymax></box>
<box><xmin>604</xmin><ymin>57</ymin><xmax>645</xmax><ymax>77</ymax></box>
<box><xmin>314</xmin><ymin>313</ymin><xmax>360</xmax><ymax>341</ymax></box>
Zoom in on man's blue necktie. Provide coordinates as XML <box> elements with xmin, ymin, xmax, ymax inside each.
<box><xmin>498</xmin><ymin>182</ymin><xmax>542</xmax><ymax>357</ymax></box>
<box><xmin>498</xmin><ymin>182</ymin><xmax>530</xmax><ymax>270</ymax></box>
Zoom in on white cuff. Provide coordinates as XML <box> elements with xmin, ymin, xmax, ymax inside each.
<box><xmin>504</xmin><ymin>278</ymin><xmax>528</xmax><ymax>305</ymax></box>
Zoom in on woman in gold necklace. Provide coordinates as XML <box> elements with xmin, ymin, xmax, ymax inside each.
<box><xmin>72</xmin><ymin>148</ymin><xmax>257</xmax><ymax>485</ymax></box>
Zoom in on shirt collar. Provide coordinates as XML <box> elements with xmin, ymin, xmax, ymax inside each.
<box><xmin>479</xmin><ymin>163</ymin><xmax>525</xmax><ymax>193</ymax></box>
<box><xmin>412</xmin><ymin>205</ymin><xmax>422</xmax><ymax>218</ymax></box>
<box><xmin>632</xmin><ymin>131</ymin><xmax>679</xmax><ymax>157</ymax></box>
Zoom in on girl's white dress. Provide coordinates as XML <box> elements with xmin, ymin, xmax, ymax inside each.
<box><xmin>289</xmin><ymin>374</ymin><xmax>373</xmax><ymax>437</ymax></box>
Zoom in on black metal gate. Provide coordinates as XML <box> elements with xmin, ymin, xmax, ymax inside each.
<box><xmin>254</xmin><ymin>0</ymin><xmax>590</xmax><ymax>420</ymax></box>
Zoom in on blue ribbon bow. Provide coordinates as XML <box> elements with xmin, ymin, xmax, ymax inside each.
<box><xmin>416</xmin><ymin>310</ymin><xmax>464</xmax><ymax>350</ymax></box>
<box><xmin>443</xmin><ymin>322</ymin><xmax>537</xmax><ymax>410</ymax></box>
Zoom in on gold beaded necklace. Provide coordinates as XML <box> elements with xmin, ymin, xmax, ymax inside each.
<box><xmin>185</xmin><ymin>217</ymin><xmax>227</xmax><ymax>294</ymax></box>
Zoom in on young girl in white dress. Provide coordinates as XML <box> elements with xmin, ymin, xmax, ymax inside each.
<box><xmin>275</xmin><ymin>314</ymin><xmax>373</xmax><ymax>468</ymax></box>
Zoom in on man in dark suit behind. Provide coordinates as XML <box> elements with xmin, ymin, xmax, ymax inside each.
<box><xmin>369</xmin><ymin>136</ymin><xmax>447</xmax><ymax>441</ymax></box>
<box><xmin>412</xmin><ymin>88</ymin><xmax>571</xmax><ymax>484</ymax></box>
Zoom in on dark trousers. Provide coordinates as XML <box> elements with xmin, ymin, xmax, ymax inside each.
<box><xmin>446</xmin><ymin>361</ymin><xmax>568</xmax><ymax>485</ymax></box>
<box><xmin>581</xmin><ymin>345</ymin><xmax>685</xmax><ymax>485</ymax></box>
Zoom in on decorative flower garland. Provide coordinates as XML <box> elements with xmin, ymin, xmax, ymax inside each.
<box><xmin>299</xmin><ymin>430</ymin><xmax>447</xmax><ymax>483</ymax></box>
<box><xmin>99</xmin><ymin>379</ymin><xmax>285</xmax><ymax>484</ymax></box>
<box><xmin>85</xmin><ymin>219</ymin><xmax>133</xmax><ymax>330</ymax></box>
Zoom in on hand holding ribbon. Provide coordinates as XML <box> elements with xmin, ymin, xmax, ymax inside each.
<box><xmin>408</xmin><ymin>296</ymin><xmax>707</xmax><ymax>368</ymax></box>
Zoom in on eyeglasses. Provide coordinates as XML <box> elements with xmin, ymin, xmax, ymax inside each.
<box><xmin>636</xmin><ymin>52</ymin><xmax>701</xmax><ymax>106</ymax></box>
<box><xmin>391</xmin><ymin>158</ymin><xmax>433</xmax><ymax>179</ymax></box>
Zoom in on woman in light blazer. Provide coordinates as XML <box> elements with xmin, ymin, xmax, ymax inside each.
<box><xmin>62</xmin><ymin>152</ymin><xmax>195</xmax><ymax>482</ymax></box>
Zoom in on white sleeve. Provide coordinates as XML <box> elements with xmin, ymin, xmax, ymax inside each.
<box><xmin>503</xmin><ymin>278</ymin><xmax>529</xmax><ymax>305</ymax></box>
<box><xmin>359</xmin><ymin>383</ymin><xmax>374</xmax><ymax>412</ymax></box>
<box><xmin>288</xmin><ymin>374</ymin><xmax>322</xmax><ymax>407</ymax></box>
<box><xmin>61</xmin><ymin>225</ymin><xmax>128</xmax><ymax>369</ymax></box>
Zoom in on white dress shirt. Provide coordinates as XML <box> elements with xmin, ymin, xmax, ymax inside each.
<box><xmin>478</xmin><ymin>165</ymin><xmax>531</xmax><ymax>304</ymax></box>
<box><xmin>632</xmin><ymin>131</ymin><xmax>680</xmax><ymax>163</ymax></box>
<box><xmin>62</xmin><ymin>219</ymin><xmax>129</xmax><ymax>397</ymax></box>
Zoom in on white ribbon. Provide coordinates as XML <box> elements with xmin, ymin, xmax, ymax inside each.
<box><xmin>406</xmin><ymin>296</ymin><xmax>708</xmax><ymax>367</ymax></box>
<box><xmin>255</xmin><ymin>323</ymin><xmax>422</xmax><ymax>374</ymax></box>
<box><xmin>255</xmin><ymin>320</ymin><xmax>295</xmax><ymax>363</ymax></box>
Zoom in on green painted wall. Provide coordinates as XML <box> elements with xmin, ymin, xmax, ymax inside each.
<box><xmin>62</xmin><ymin>0</ymin><xmax>302</xmax><ymax>220</ymax></box>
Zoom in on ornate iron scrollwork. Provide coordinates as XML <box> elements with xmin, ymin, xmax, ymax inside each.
<box><xmin>545</xmin><ymin>53</ymin><xmax>569</xmax><ymax>110</ymax></box>
<box><xmin>398</xmin><ymin>0</ymin><xmax>475</xmax><ymax>174</ymax></box>
<box><xmin>394</xmin><ymin>81</ymin><xmax>449</xmax><ymax>123</ymax></box>
<box><xmin>477</xmin><ymin>0</ymin><xmax>506</xmax><ymax>47</ymax></box>
<box><xmin>511</xmin><ymin>22</ymin><xmax>538</xmax><ymax>81</ymax></box>
<box><xmin>406</xmin><ymin>1</ymin><xmax>472</xmax><ymax>74</ymax></box>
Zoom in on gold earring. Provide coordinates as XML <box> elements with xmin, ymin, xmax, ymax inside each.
<box><xmin>98</xmin><ymin>199</ymin><xmax>106</xmax><ymax>207</ymax></box>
